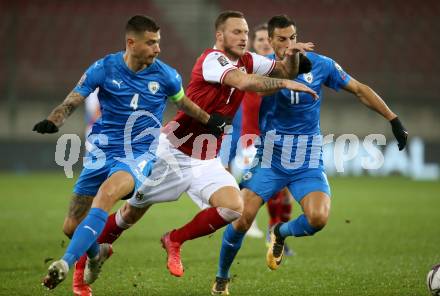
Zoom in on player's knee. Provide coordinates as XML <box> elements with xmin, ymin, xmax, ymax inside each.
<box><xmin>232</xmin><ymin>199</ymin><xmax>244</xmax><ymax>215</ymax></box>
<box><xmin>120</xmin><ymin>203</ymin><xmax>149</xmax><ymax>225</ymax></box>
<box><xmin>241</xmin><ymin>214</ymin><xmax>256</xmax><ymax>231</ymax></box>
<box><xmin>307</xmin><ymin>209</ymin><xmax>329</xmax><ymax>229</ymax></box>
<box><xmin>218</xmin><ymin>196</ymin><xmax>244</xmax><ymax>216</ymax></box>
<box><xmin>217</xmin><ymin>207</ymin><xmax>242</xmax><ymax>223</ymax></box>
<box><xmin>98</xmin><ymin>183</ymin><xmax>119</xmax><ymax>202</ymax></box>
<box><xmin>210</xmin><ymin>187</ymin><xmax>244</xmax><ymax>214</ymax></box>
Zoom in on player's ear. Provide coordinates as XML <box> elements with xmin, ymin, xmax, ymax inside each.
<box><xmin>125</xmin><ymin>32</ymin><xmax>136</xmax><ymax>47</ymax></box>
<box><xmin>126</xmin><ymin>37</ymin><xmax>135</xmax><ymax>49</ymax></box>
<box><xmin>216</xmin><ymin>30</ymin><xmax>223</xmax><ymax>42</ymax></box>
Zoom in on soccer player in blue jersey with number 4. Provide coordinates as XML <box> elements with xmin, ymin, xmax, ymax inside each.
<box><xmin>211</xmin><ymin>15</ymin><xmax>408</xmax><ymax>294</ymax></box>
<box><xmin>33</xmin><ymin>15</ymin><xmax>227</xmax><ymax>292</ymax></box>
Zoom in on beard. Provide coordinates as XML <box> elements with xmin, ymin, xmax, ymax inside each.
<box><xmin>223</xmin><ymin>39</ymin><xmax>246</xmax><ymax>59</ymax></box>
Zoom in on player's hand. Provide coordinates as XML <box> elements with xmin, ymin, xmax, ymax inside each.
<box><xmin>390</xmin><ymin>117</ymin><xmax>408</xmax><ymax>150</ymax></box>
<box><xmin>298</xmin><ymin>53</ymin><xmax>312</xmax><ymax>74</ymax></box>
<box><xmin>206</xmin><ymin>113</ymin><xmax>227</xmax><ymax>137</ymax></box>
<box><xmin>284</xmin><ymin>80</ymin><xmax>319</xmax><ymax>100</ymax></box>
<box><xmin>287</xmin><ymin>42</ymin><xmax>315</xmax><ymax>55</ymax></box>
<box><xmin>33</xmin><ymin>119</ymin><xmax>59</xmax><ymax>134</ymax></box>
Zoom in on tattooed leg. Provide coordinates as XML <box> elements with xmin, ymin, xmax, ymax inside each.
<box><xmin>63</xmin><ymin>194</ymin><xmax>94</xmax><ymax>238</ymax></box>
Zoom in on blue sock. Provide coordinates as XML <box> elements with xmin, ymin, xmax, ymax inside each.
<box><xmin>62</xmin><ymin>208</ymin><xmax>108</xmax><ymax>267</ymax></box>
<box><xmin>217</xmin><ymin>224</ymin><xmax>246</xmax><ymax>279</ymax></box>
<box><xmin>87</xmin><ymin>241</ymin><xmax>100</xmax><ymax>259</ymax></box>
<box><xmin>279</xmin><ymin>214</ymin><xmax>320</xmax><ymax>238</ymax></box>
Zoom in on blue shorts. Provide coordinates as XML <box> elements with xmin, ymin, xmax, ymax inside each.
<box><xmin>219</xmin><ymin>105</ymin><xmax>242</xmax><ymax>167</ymax></box>
<box><xmin>73</xmin><ymin>148</ymin><xmax>154</xmax><ymax>197</ymax></box>
<box><xmin>240</xmin><ymin>164</ymin><xmax>331</xmax><ymax>203</ymax></box>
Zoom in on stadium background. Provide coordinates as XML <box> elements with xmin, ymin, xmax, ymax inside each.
<box><xmin>0</xmin><ymin>0</ymin><xmax>439</xmax><ymax>176</ymax></box>
<box><xmin>0</xmin><ymin>1</ymin><xmax>439</xmax><ymax>295</ymax></box>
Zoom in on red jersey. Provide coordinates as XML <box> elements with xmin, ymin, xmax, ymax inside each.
<box><xmin>164</xmin><ymin>48</ymin><xmax>275</xmax><ymax>159</ymax></box>
<box><xmin>240</xmin><ymin>92</ymin><xmax>263</xmax><ymax>148</ymax></box>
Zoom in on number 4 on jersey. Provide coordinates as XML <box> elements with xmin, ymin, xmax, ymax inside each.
<box><xmin>130</xmin><ymin>93</ymin><xmax>139</xmax><ymax>110</ymax></box>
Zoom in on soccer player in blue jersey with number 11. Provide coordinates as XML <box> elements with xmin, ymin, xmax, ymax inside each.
<box><xmin>33</xmin><ymin>15</ymin><xmax>227</xmax><ymax>291</ymax></box>
<box><xmin>211</xmin><ymin>15</ymin><xmax>408</xmax><ymax>294</ymax></box>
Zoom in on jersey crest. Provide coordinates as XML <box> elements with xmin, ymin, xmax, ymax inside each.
<box><xmin>303</xmin><ymin>72</ymin><xmax>313</xmax><ymax>84</ymax></box>
<box><xmin>148</xmin><ymin>81</ymin><xmax>160</xmax><ymax>94</ymax></box>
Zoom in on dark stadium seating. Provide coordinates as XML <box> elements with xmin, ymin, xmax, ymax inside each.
<box><xmin>0</xmin><ymin>0</ymin><xmax>438</xmax><ymax>104</ymax></box>
<box><xmin>217</xmin><ymin>0</ymin><xmax>439</xmax><ymax>101</ymax></box>
<box><xmin>0</xmin><ymin>0</ymin><xmax>194</xmax><ymax>102</ymax></box>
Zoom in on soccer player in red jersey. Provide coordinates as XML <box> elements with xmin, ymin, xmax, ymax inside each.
<box><xmin>79</xmin><ymin>11</ymin><xmax>317</xmax><ymax>285</ymax></box>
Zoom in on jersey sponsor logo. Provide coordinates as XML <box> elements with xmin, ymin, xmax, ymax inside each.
<box><xmin>77</xmin><ymin>73</ymin><xmax>87</xmax><ymax>86</ymax></box>
<box><xmin>217</xmin><ymin>55</ymin><xmax>229</xmax><ymax>67</ymax></box>
<box><xmin>334</xmin><ymin>62</ymin><xmax>347</xmax><ymax>80</ymax></box>
<box><xmin>303</xmin><ymin>72</ymin><xmax>313</xmax><ymax>84</ymax></box>
<box><xmin>148</xmin><ymin>81</ymin><xmax>160</xmax><ymax>94</ymax></box>
<box><xmin>112</xmin><ymin>79</ymin><xmax>123</xmax><ymax>89</ymax></box>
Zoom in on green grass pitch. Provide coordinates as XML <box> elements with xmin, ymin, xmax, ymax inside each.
<box><xmin>0</xmin><ymin>173</ymin><xmax>439</xmax><ymax>295</ymax></box>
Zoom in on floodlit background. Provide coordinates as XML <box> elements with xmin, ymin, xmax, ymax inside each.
<box><xmin>0</xmin><ymin>1</ymin><xmax>439</xmax><ymax>295</ymax></box>
<box><xmin>0</xmin><ymin>0</ymin><xmax>439</xmax><ymax>177</ymax></box>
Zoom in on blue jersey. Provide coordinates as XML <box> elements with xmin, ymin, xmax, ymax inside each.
<box><xmin>74</xmin><ymin>51</ymin><xmax>184</xmax><ymax>154</ymax></box>
<box><xmin>258</xmin><ymin>52</ymin><xmax>351</xmax><ymax>172</ymax></box>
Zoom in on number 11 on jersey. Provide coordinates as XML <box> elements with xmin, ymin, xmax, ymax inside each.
<box><xmin>290</xmin><ymin>91</ymin><xmax>300</xmax><ymax>104</ymax></box>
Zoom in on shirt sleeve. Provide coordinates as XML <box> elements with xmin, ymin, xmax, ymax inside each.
<box><xmin>164</xmin><ymin>68</ymin><xmax>185</xmax><ymax>102</ymax></box>
<box><xmin>73</xmin><ymin>59</ymin><xmax>105</xmax><ymax>97</ymax></box>
<box><xmin>202</xmin><ymin>51</ymin><xmax>237</xmax><ymax>84</ymax></box>
<box><xmin>249</xmin><ymin>52</ymin><xmax>276</xmax><ymax>76</ymax></box>
<box><xmin>324</xmin><ymin>58</ymin><xmax>351</xmax><ymax>91</ymax></box>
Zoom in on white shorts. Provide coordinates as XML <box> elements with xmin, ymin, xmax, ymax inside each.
<box><xmin>128</xmin><ymin>134</ymin><xmax>239</xmax><ymax>209</ymax></box>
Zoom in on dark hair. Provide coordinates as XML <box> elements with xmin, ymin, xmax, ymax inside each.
<box><xmin>215</xmin><ymin>10</ymin><xmax>245</xmax><ymax>30</ymax></box>
<box><xmin>252</xmin><ymin>23</ymin><xmax>268</xmax><ymax>41</ymax></box>
<box><xmin>267</xmin><ymin>15</ymin><xmax>296</xmax><ymax>37</ymax></box>
<box><xmin>126</xmin><ymin>15</ymin><xmax>160</xmax><ymax>34</ymax></box>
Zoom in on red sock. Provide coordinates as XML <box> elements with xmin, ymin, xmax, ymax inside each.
<box><xmin>75</xmin><ymin>253</ymin><xmax>87</xmax><ymax>270</ymax></box>
<box><xmin>267</xmin><ymin>191</ymin><xmax>283</xmax><ymax>227</ymax></box>
<box><xmin>97</xmin><ymin>212</ymin><xmax>125</xmax><ymax>244</ymax></box>
<box><xmin>169</xmin><ymin>207</ymin><xmax>228</xmax><ymax>244</ymax></box>
<box><xmin>279</xmin><ymin>202</ymin><xmax>292</xmax><ymax>223</ymax></box>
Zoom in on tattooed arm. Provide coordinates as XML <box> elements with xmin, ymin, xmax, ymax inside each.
<box><xmin>48</xmin><ymin>91</ymin><xmax>85</xmax><ymax>127</ymax></box>
<box><xmin>33</xmin><ymin>91</ymin><xmax>85</xmax><ymax>134</ymax></box>
<box><xmin>223</xmin><ymin>69</ymin><xmax>318</xmax><ymax>98</ymax></box>
<box><xmin>174</xmin><ymin>95</ymin><xmax>210</xmax><ymax>124</ymax></box>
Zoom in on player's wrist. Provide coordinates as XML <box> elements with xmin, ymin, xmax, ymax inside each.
<box><xmin>387</xmin><ymin>113</ymin><xmax>398</xmax><ymax>122</ymax></box>
<box><xmin>279</xmin><ymin>79</ymin><xmax>289</xmax><ymax>89</ymax></box>
<box><xmin>47</xmin><ymin>118</ymin><xmax>62</xmax><ymax>129</ymax></box>
<box><xmin>206</xmin><ymin>113</ymin><xmax>227</xmax><ymax>137</ymax></box>
<box><xmin>390</xmin><ymin>116</ymin><xmax>408</xmax><ymax>151</ymax></box>
<box><xmin>33</xmin><ymin>119</ymin><xmax>59</xmax><ymax>134</ymax></box>
<box><xmin>390</xmin><ymin>117</ymin><xmax>403</xmax><ymax>129</ymax></box>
